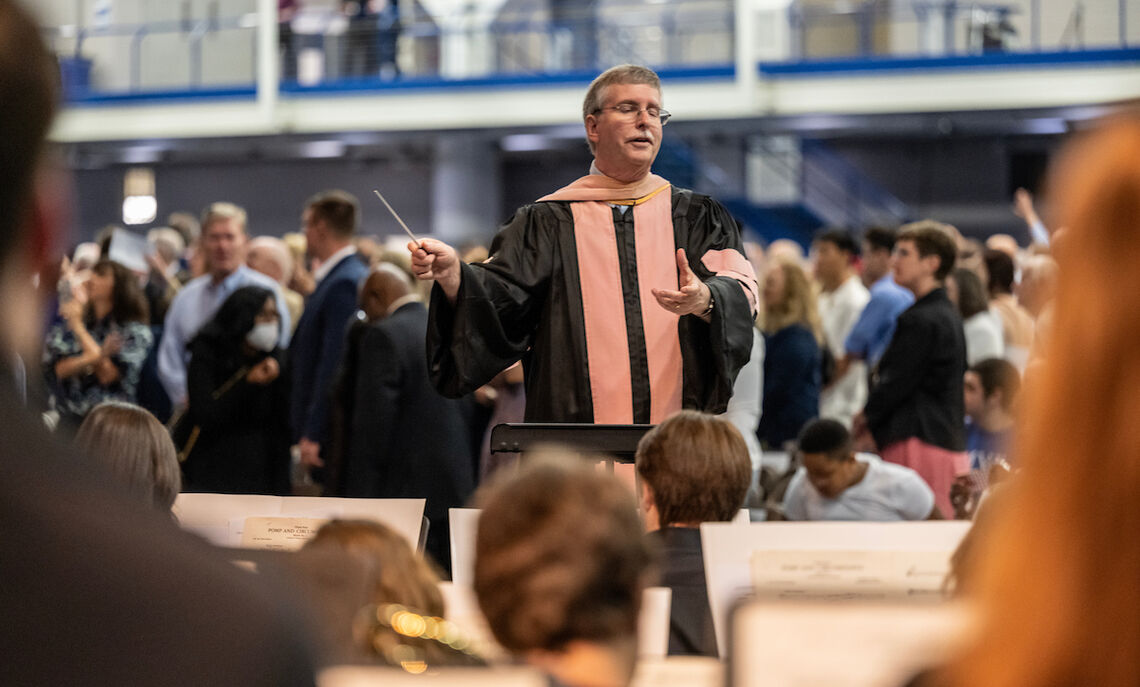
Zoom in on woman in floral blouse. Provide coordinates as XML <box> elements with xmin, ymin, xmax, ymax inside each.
<box><xmin>43</xmin><ymin>259</ymin><xmax>153</xmax><ymax>433</ymax></box>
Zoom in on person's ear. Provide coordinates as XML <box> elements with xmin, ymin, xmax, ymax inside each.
<box><xmin>921</xmin><ymin>253</ymin><xmax>941</xmax><ymax>277</ymax></box>
<box><xmin>585</xmin><ymin>113</ymin><xmax>601</xmax><ymax>147</ymax></box>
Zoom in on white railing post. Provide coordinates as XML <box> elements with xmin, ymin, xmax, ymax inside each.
<box><xmin>735</xmin><ymin>0</ymin><xmax>757</xmax><ymax>104</ymax></box>
<box><xmin>257</xmin><ymin>0</ymin><xmax>278</xmax><ymax>122</ymax></box>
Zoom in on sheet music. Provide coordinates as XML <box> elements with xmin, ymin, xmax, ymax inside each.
<box><xmin>751</xmin><ymin>550</ymin><xmax>951</xmax><ymax>600</ymax></box>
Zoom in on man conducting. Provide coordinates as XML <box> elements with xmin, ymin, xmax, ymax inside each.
<box><xmin>410</xmin><ymin>65</ymin><xmax>758</xmax><ymax>423</ymax></box>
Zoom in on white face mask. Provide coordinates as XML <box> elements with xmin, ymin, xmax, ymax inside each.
<box><xmin>245</xmin><ymin>321</ymin><xmax>279</xmax><ymax>352</ymax></box>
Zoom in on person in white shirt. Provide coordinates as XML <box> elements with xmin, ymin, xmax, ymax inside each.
<box><xmin>946</xmin><ymin>267</ymin><xmax>1004</xmax><ymax>366</ymax></box>
<box><xmin>156</xmin><ymin>203</ymin><xmax>291</xmax><ymax>407</ymax></box>
<box><xmin>812</xmin><ymin>229</ymin><xmax>870</xmax><ymax>428</ymax></box>
<box><xmin>783</xmin><ymin>418</ymin><xmax>939</xmax><ymax>521</ymax></box>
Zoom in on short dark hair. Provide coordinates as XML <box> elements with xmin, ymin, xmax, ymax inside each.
<box><xmin>797</xmin><ymin>418</ymin><xmax>852</xmax><ymax>461</ymax></box>
<box><xmin>983</xmin><ymin>248</ymin><xmax>1016</xmax><ymax>295</ymax></box>
<box><xmin>0</xmin><ymin>0</ymin><xmax>58</xmax><ymax>265</ymax></box>
<box><xmin>306</xmin><ymin>190</ymin><xmax>359</xmax><ymax>238</ymax></box>
<box><xmin>90</xmin><ymin>259</ymin><xmax>150</xmax><ymax>325</ymax></box>
<box><xmin>952</xmin><ymin>268</ymin><xmax>990</xmax><ymax>320</ymax></box>
<box><xmin>862</xmin><ymin>226</ymin><xmax>898</xmax><ymax>254</ymax></box>
<box><xmin>969</xmin><ymin>358</ymin><xmax>1021</xmax><ymax>412</ymax></box>
<box><xmin>474</xmin><ymin>456</ymin><xmax>653</xmax><ymax>653</ymax></box>
<box><xmin>898</xmin><ymin>220</ymin><xmax>958</xmax><ymax>281</ymax></box>
<box><xmin>74</xmin><ymin>401</ymin><xmax>181</xmax><ymax>512</ymax></box>
<box><xmin>813</xmin><ymin>228</ymin><xmax>860</xmax><ymax>257</ymax></box>
<box><xmin>635</xmin><ymin>410</ymin><xmax>751</xmax><ymax>527</ymax></box>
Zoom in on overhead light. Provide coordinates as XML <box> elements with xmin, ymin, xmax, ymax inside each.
<box><xmin>122</xmin><ymin>167</ymin><xmax>156</xmax><ymax>225</ymax></box>
<box><xmin>500</xmin><ymin>134</ymin><xmax>554</xmax><ymax>152</ymax></box>
<box><xmin>123</xmin><ymin>195</ymin><xmax>157</xmax><ymax>225</ymax></box>
<box><xmin>1023</xmin><ymin>118</ymin><xmax>1067</xmax><ymax>135</ymax></box>
<box><xmin>299</xmin><ymin>140</ymin><xmax>346</xmax><ymax>158</ymax></box>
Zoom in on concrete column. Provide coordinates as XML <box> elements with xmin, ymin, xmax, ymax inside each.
<box><xmin>431</xmin><ymin>135</ymin><xmax>502</xmax><ymax>245</ymax></box>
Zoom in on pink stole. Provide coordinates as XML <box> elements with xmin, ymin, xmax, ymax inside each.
<box><xmin>541</xmin><ymin>175</ymin><xmax>683</xmax><ymax>424</ymax></box>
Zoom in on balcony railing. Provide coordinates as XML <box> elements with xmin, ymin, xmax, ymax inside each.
<box><xmin>44</xmin><ymin>0</ymin><xmax>1136</xmax><ymax>103</ymax></box>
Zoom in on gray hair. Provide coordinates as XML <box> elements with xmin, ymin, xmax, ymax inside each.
<box><xmin>581</xmin><ymin>64</ymin><xmax>662</xmax><ymax>154</ymax></box>
<box><xmin>146</xmin><ymin>227</ymin><xmax>186</xmax><ymax>265</ymax></box>
<box><xmin>247</xmin><ymin>236</ymin><xmax>295</xmax><ymax>285</ymax></box>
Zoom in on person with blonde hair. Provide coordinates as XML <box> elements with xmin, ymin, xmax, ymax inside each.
<box><xmin>757</xmin><ymin>261</ymin><xmax>822</xmax><ymax>449</ymax></box>
<box><xmin>934</xmin><ymin>115</ymin><xmax>1140</xmax><ymax>687</ymax></box>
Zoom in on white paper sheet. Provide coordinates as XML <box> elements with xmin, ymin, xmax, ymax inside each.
<box><xmin>728</xmin><ymin>600</ymin><xmax>971</xmax><ymax>687</ymax></box>
<box><xmin>107</xmin><ymin>228</ymin><xmax>152</xmax><ymax>273</ymax></box>
<box><xmin>174</xmin><ymin>494</ymin><xmax>425</xmax><ymax>550</ymax></box>
<box><xmin>700</xmin><ymin>521</ymin><xmax>971</xmax><ymax>657</ymax></box>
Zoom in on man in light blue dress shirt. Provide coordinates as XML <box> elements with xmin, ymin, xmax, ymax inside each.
<box><xmin>157</xmin><ymin>202</ymin><xmax>290</xmax><ymax>406</ymax></box>
<box><xmin>843</xmin><ymin>227</ymin><xmax>913</xmax><ymax>370</ymax></box>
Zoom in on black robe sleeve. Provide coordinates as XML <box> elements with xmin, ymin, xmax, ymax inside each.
<box><xmin>674</xmin><ymin>189</ymin><xmax>757</xmax><ymax>414</ymax></box>
<box><xmin>427</xmin><ymin>205</ymin><xmax>556</xmax><ymax>398</ymax></box>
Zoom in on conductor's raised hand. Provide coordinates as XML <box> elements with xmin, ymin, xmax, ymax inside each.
<box><xmin>408</xmin><ymin>238</ymin><xmax>461</xmax><ymax>303</ymax></box>
<box><xmin>651</xmin><ymin>248</ymin><xmax>712</xmax><ymax>321</ymax></box>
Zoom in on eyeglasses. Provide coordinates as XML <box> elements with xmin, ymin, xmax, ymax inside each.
<box><xmin>594</xmin><ymin>103</ymin><xmax>672</xmax><ymax>125</ymax></box>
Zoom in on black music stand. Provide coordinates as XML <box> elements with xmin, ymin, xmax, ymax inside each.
<box><xmin>488</xmin><ymin>423</ymin><xmax>655</xmax><ymax>465</ymax></box>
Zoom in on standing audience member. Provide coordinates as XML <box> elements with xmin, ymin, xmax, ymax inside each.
<box><xmin>757</xmin><ymin>261</ymin><xmax>822</xmax><ymax>450</ymax></box>
<box><xmin>157</xmin><ymin>202</ymin><xmax>291</xmax><ymax>407</ymax></box>
<box><xmin>1017</xmin><ymin>254</ymin><xmax>1059</xmax><ymax>355</ymax></box>
<box><xmin>0</xmin><ymin>1</ymin><xmax>318</xmax><ymax>682</ymax></box>
<box><xmin>475</xmin><ymin>362</ymin><xmax>527</xmax><ymax>482</ymax></box>
<box><xmin>43</xmin><ymin>259</ymin><xmax>153</xmax><ymax>432</ymax></box>
<box><xmin>983</xmin><ymin>248</ymin><xmax>1034</xmax><ymax>368</ymax></box>
<box><xmin>474</xmin><ymin>457</ymin><xmax>654</xmax><ymax>687</ymax></box>
<box><xmin>862</xmin><ymin>220</ymin><xmax>967</xmax><ymax>517</ymax></box>
<box><xmin>167</xmin><ymin>210</ymin><xmax>202</xmax><ymax>282</ymax></box>
<box><xmin>842</xmin><ymin>226</ymin><xmax>913</xmax><ymax>373</ymax></box>
<box><xmin>783</xmin><ymin>419</ymin><xmax>938</xmax><ymax>521</ymax></box>
<box><xmin>290</xmin><ymin>191</ymin><xmax>369</xmax><ymax>482</ymax></box>
<box><xmin>74</xmin><ymin>400</ymin><xmax>181</xmax><ymax>513</ymax></box>
<box><xmin>248</xmin><ymin>235</ymin><xmax>305</xmax><ymax>333</ymax></box>
<box><xmin>813</xmin><ymin>229</ymin><xmax>870</xmax><ymax>428</ymax></box>
<box><xmin>1011</xmin><ymin>187</ymin><xmax>1052</xmax><ymax>246</ymax></box>
<box><xmin>283</xmin><ymin>232</ymin><xmax>317</xmax><ymax>296</ymax></box>
<box><xmin>962</xmin><ymin>358</ymin><xmax>1019</xmax><ymax>494</ymax></box>
<box><xmin>946</xmin><ymin>268</ymin><xmax>1003</xmax><ymax>366</ymax></box>
<box><xmin>937</xmin><ymin>116</ymin><xmax>1140</xmax><ymax>687</ymax></box>
<box><xmin>178</xmin><ymin>286</ymin><xmax>291</xmax><ymax>494</ymax></box>
<box><xmin>342</xmin><ymin>264</ymin><xmax>475</xmax><ymax>575</ymax></box>
<box><xmin>721</xmin><ymin>327</ymin><xmax>764</xmax><ymax>495</ymax></box>
<box><xmin>636</xmin><ymin>411</ymin><xmax>751</xmax><ymax>657</ymax></box>
<box><xmin>144</xmin><ymin>226</ymin><xmax>185</xmax><ymax>325</ymax></box>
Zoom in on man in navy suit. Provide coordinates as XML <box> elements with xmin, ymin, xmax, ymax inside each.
<box><xmin>291</xmin><ymin>190</ymin><xmax>370</xmax><ymax>481</ymax></box>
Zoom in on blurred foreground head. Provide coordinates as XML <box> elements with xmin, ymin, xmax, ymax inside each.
<box><xmin>0</xmin><ymin>0</ymin><xmax>62</xmax><ymax>361</ymax></box>
<box><xmin>945</xmin><ymin>114</ymin><xmax>1140</xmax><ymax>687</ymax></box>
<box><xmin>474</xmin><ymin>455</ymin><xmax>654</xmax><ymax>685</ymax></box>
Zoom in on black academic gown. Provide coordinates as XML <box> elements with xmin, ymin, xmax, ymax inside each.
<box><xmin>427</xmin><ymin>187</ymin><xmax>755</xmax><ymax>423</ymax></box>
